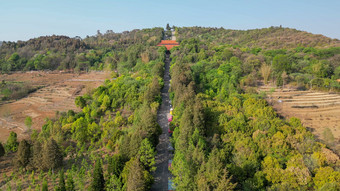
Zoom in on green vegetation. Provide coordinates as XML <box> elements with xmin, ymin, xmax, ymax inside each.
<box><xmin>57</xmin><ymin>169</ymin><xmax>66</xmax><ymax>191</ymax></box>
<box><xmin>176</xmin><ymin>26</ymin><xmax>340</xmax><ymax>49</ymax></box>
<box><xmin>0</xmin><ymin>28</ymin><xmax>163</xmax><ymax>73</ymax></box>
<box><xmin>25</xmin><ymin>116</ymin><xmax>33</xmax><ymax>132</ymax></box>
<box><xmin>0</xmin><ymin>80</ymin><xmax>38</xmax><ymax>102</ymax></box>
<box><xmin>168</xmin><ymin>36</ymin><xmax>340</xmax><ymax>190</ymax></box>
<box><xmin>174</xmin><ymin>27</ymin><xmax>340</xmax><ymax>92</ymax></box>
<box><xmin>1</xmin><ymin>26</ymin><xmax>340</xmax><ymax>190</ymax></box>
<box><xmin>15</xmin><ymin>140</ymin><xmax>31</xmax><ymax>170</ymax></box>
<box><xmin>5</xmin><ymin>131</ymin><xmax>19</xmax><ymax>152</ymax></box>
<box><xmin>0</xmin><ymin>28</ymin><xmax>166</xmax><ymax>190</ymax></box>
<box><xmin>90</xmin><ymin>161</ymin><xmax>105</xmax><ymax>191</ymax></box>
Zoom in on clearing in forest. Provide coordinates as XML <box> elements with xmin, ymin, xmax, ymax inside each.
<box><xmin>0</xmin><ymin>71</ymin><xmax>110</xmax><ymax>142</ymax></box>
<box><xmin>259</xmin><ymin>85</ymin><xmax>340</xmax><ymax>155</ymax></box>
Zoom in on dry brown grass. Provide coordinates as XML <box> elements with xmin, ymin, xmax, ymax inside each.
<box><xmin>259</xmin><ymin>84</ymin><xmax>340</xmax><ymax>155</ymax></box>
<box><xmin>0</xmin><ymin>71</ymin><xmax>110</xmax><ymax>142</ymax></box>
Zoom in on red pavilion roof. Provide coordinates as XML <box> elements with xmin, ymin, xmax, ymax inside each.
<box><xmin>157</xmin><ymin>40</ymin><xmax>179</xmax><ymax>50</ymax></box>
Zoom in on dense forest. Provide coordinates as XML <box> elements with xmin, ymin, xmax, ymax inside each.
<box><xmin>0</xmin><ymin>28</ymin><xmax>163</xmax><ymax>72</ymax></box>
<box><xmin>0</xmin><ymin>26</ymin><xmax>340</xmax><ymax>190</ymax></box>
<box><xmin>176</xmin><ymin>26</ymin><xmax>340</xmax><ymax>49</ymax></box>
<box><xmin>0</xmin><ymin>28</ymin><xmax>166</xmax><ymax>190</ymax></box>
<box><xmin>169</xmin><ymin>36</ymin><xmax>340</xmax><ymax>190</ymax></box>
<box><xmin>175</xmin><ymin>27</ymin><xmax>340</xmax><ymax>92</ymax></box>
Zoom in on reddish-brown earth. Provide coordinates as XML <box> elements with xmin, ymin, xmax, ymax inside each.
<box><xmin>0</xmin><ymin>71</ymin><xmax>110</xmax><ymax>142</ymax></box>
<box><xmin>259</xmin><ymin>85</ymin><xmax>340</xmax><ymax>154</ymax></box>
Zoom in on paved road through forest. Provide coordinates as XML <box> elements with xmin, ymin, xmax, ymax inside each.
<box><xmin>151</xmin><ymin>52</ymin><xmax>171</xmax><ymax>191</ymax></box>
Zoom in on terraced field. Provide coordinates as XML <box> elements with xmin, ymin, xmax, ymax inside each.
<box><xmin>259</xmin><ymin>86</ymin><xmax>340</xmax><ymax>154</ymax></box>
<box><xmin>0</xmin><ymin>71</ymin><xmax>110</xmax><ymax>142</ymax></box>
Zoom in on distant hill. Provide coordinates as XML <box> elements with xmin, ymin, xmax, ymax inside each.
<box><xmin>0</xmin><ymin>35</ymin><xmax>88</xmax><ymax>53</ymax></box>
<box><xmin>176</xmin><ymin>26</ymin><xmax>340</xmax><ymax>49</ymax></box>
<box><xmin>0</xmin><ymin>28</ymin><xmax>163</xmax><ymax>72</ymax></box>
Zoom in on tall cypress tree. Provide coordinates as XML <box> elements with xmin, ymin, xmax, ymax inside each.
<box><xmin>127</xmin><ymin>158</ymin><xmax>145</xmax><ymax>191</ymax></box>
<box><xmin>138</xmin><ymin>138</ymin><xmax>156</xmax><ymax>172</ymax></box>
<box><xmin>15</xmin><ymin>139</ymin><xmax>31</xmax><ymax>170</ymax></box>
<box><xmin>91</xmin><ymin>160</ymin><xmax>105</xmax><ymax>191</ymax></box>
<box><xmin>108</xmin><ymin>154</ymin><xmax>124</xmax><ymax>177</ymax></box>
<box><xmin>57</xmin><ymin>169</ymin><xmax>66</xmax><ymax>191</ymax></box>
<box><xmin>42</xmin><ymin>178</ymin><xmax>48</xmax><ymax>191</ymax></box>
<box><xmin>66</xmin><ymin>173</ymin><xmax>75</xmax><ymax>191</ymax></box>
<box><xmin>42</xmin><ymin>138</ymin><xmax>63</xmax><ymax>171</ymax></box>
<box><xmin>32</xmin><ymin>141</ymin><xmax>42</xmax><ymax>170</ymax></box>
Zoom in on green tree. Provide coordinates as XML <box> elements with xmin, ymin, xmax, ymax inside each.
<box><xmin>176</xmin><ymin>106</ymin><xmax>194</xmax><ymax>152</ymax></box>
<box><xmin>100</xmin><ymin>95</ymin><xmax>111</xmax><ymax>111</ymax></box>
<box><xmin>216</xmin><ymin>169</ymin><xmax>237</xmax><ymax>191</ymax></box>
<box><xmin>126</xmin><ymin>158</ymin><xmax>145</xmax><ymax>191</ymax></box>
<box><xmin>144</xmin><ymin>77</ymin><xmax>161</xmax><ymax>103</ymax></box>
<box><xmin>66</xmin><ymin>173</ymin><xmax>75</xmax><ymax>191</ymax></box>
<box><xmin>57</xmin><ymin>169</ymin><xmax>66</xmax><ymax>191</ymax></box>
<box><xmin>42</xmin><ymin>178</ymin><xmax>48</xmax><ymax>191</ymax></box>
<box><xmin>5</xmin><ymin>131</ymin><xmax>19</xmax><ymax>152</ymax></box>
<box><xmin>91</xmin><ymin>161</ymin><xmax>105</xmax><ymax>191</ymax></box>
<box><xmin>313</xmin><ymin>167</ymin><xmax>340</xmax><ymax>189</ymax></box>
<box><xmin>260</xmin><ymin>64</ymin><xmax>272</xmax><ymax>85</ymax></box>
<box><xmin>108</xmin><ymin>154</ymin><xmax>124</xmax><ymax>177</ymax></box>
<box><xmin>138</xmin><ymin>138</ymin><xmax>156</xmax><ymax>172</ymax></box>
<box><xmin>136</xmin><ymin>104</ymin><xmax>161</xmax><ymax>146</ymax></box>
<box><xmin>311</xmin><ymin>60</ymin><xmax>331</xmax><ymax>78</ymax></box>
<box><xmin>75</xmin><ymin>96</ymin><xmax>86</xmax><ymax>109</ymax></box>
<box><xmin>15</xmin><ymin>139</ymin><xmax>31</xmax><ymax>170</ymax></box>
<box><xmin>171</xmin><ymin>151</ymin><xmax>195</xmax><ymax>190</ymax></box>
<box><xmin>334</xmin><ymin>66</ymin><xmax>340</xmax><ymax>79</ymax></box>
<box><xmin>25</xmin><ymin>116</ymin><xmax>33</xmax><ymax>128</ymax></box>
<box><xmin>41</xmin><ymin>138</ymin><xmax>63</xmax><ymax>171</ymax></box>
<box><xmin>272</xmin><ymin>54</ymin><xmax>290</xmax><ymax>74</ymax></box>
<box><xmin>71</xmin><ymin>117</ymin><xmax>88</xmax><ymax>144</ymax></box>
<box><xmin>193</xmin><ymin>98</ymin><xmax>205</xmax><ymax>136</ymax></box>
<box><xmin>197</xmin><ymin>149</ymin><xmax>236</xmax><ymax>190</ymax></box>
<box><xmin>166</xmin><ymin>23</ymin><xmax>171</xmax><ymax>31</ymax></box>
<box><xmin>106</xmin><ymin>174</ymin><xmax>123</xmax><ymax>191</ymax></box>
<box><xmin>25</xmin><ymin>116</ymin><xmax>33</xmax><ymax>130</ymax></box>
<box><xmin>32</xmin><ymin>141</ymin><xmax>42</xmax><ymax>170</ymax></box>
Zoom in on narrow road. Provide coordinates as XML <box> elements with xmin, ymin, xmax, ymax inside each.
<box><xmin>151</xmin><ymin>52</ymin><xmax>171</xmax><ymax>191</ymax></box>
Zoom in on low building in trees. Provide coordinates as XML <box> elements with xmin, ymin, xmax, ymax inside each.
<box><xmin>157</xmin><ymin>40</ymin><xmax>179</xmax><ymax>50</ymax></box>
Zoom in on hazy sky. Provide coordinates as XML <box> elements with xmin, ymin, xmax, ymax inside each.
<box><xmin>1</xmin><ymin>0</ymin><xmax>340</xmax><ymax>41</ymax></box>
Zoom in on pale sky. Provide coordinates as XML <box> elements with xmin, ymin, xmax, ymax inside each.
<box><xmin>1</xmin><ymin>0</ymin><xmax>340</xmax><ymax>41</ymax></box>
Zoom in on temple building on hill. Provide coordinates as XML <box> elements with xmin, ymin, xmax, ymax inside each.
<box><xmin>157</xmin><ymin>40</ymin><xmax>179</xmax><ymax>50</ymax></box>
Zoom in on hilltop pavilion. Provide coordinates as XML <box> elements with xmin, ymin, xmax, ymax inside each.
<box><xmin>157</xmin><ymin>40</ymin><xmax>179</xmax><ymax>50</ymax></box>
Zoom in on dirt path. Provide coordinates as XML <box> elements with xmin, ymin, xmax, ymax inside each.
<box><xmin>151</xmin><ymin>52</ymin><xmax>171</xmax><ymax>191</ymax></box>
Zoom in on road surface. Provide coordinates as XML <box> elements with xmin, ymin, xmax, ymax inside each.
<box><xmin>151</xmin><ymin>52</ymin><xmax>171</xmax><ymax>191</ymax></box>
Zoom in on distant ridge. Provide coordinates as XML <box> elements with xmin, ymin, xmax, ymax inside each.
<box><xmin>177</xmin><ymin>26</ymin><xmax>340</xmax><ymax>49</ymax></box>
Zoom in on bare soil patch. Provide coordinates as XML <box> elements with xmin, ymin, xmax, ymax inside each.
<box><xmin>0</xmin><ymin>71</ymin><xmax>110</xmax><ymax>142</ymax></box>
<box><xmin>259</xmin><ymin>85</ymin><xmax>340</xmax><ymax>155</ymax></box>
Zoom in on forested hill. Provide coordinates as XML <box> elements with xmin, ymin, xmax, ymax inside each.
<box><xmin>176</xmin><ymin>26</ymin><xmax>340</xmax><ymax>49</ymax></box>
<box><xmin>0</xmin><ymin>28</ymin><xmax>163</xmax><ymax>72</ymax></box>
<box><xmin>1</xmin><ymin>26</ymin><xmax>340</xmax><ymax>73</ymax></box>
<box><xmin>84</xmin><ymin>28</ymin><xmax>163</xmax><ymax>48</ymax></box>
